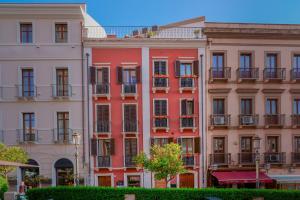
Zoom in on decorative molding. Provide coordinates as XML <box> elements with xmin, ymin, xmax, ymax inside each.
<box><xmin>262</xmin><ymin>89</ymin><xmax>285</xmax><ymax>94</ymax></box>
<box><xmin>290</xmin><ymin>89</ymin><xmax>300</xmax><ymax>94</ymax></box>
<box><xmin>236</xmin><ymin>88</ymin><xmax>259</xmax><ymax>94</ymax></box>
<box><xmin>208</xmin><ymin>88</ymin><xmax>231</xmax><ymax>94</ymax></box>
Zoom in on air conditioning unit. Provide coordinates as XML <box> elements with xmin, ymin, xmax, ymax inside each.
<box><xmin>269</xmin><ymin>154</ymin><xmax>280</xmax><ymax>162</ymax></box>
<box><xmin>242</xmin><ymin>116</ymin><xmax>254</xmax><ymax>125</ymax></box>
<box><xmin>214</xmin><ymin>116</ymin><xmax>225</xmax><ymax>125</ymax></box>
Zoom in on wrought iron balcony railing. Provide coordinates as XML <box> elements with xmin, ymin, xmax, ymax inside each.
<box><xmin>264</xmin><ymin>114</ymin><xmax>285</xmax><ymax>127</ymax></box>
<box><xmin>291</xmin><ymin>68</ymin><xmax>300</xmax><ymax>81</ymax></box>
<box><xmin>182</xmin><ymin>154</ymin><xmax>195</xmax><ymax>167</ymax></box>
<box><xmin>153</xmin><ymin>116</ymin><xmax>169</xmax><ymax>129</ymax></box>
<box><xmin>94</xmin><ymin>83</ymin><xmax>110</xmax><ymax>95</ymax></box>
<box><xmin>53</xmin><ymin>128</ymin><xmax>73</xmax><ymax>144</ymax></box>
<box><xmin>209</xmin><ymin>153</ymin><xmax>231</xmax><ymax>166</ymax></box>
<box><xmin>238</xmin><ymin>152</ymin><xmax>256</xmax><ymax>165</ymax></box>
<box><xmin>239</xmin><ymin>114</ymin><xmax>259</xmax><ymax>126</ymax></box>
<box><xmin>237</xmin><ymin>68</ymin><xmax>259</xmax><ymax>80</ymax></box>
<box><xmin>264</xmin><ymin>152</ymin><xmax>286</xmax><ymax>164</ymax></box>
<box><xmin>124</xmin><ymin>155</ymin><xmax>136</xmax><ymax>167</ymax></box>
<box><xmin>95</xmin><ymin>121</ymin><xmax>111</xmax><ymax>133</ymax></box>
<box><xmin>209</xmin><ymin>67</ymin><xmax>231</xmax><ymax>81</ymax></box>
<box><xmin>263</xmin><ymin>68</ymin><xmax>286</xmax><ymax>81</ymax></box>
<box><xmin>291</xmin><ymin>114</ymin><xmax>300</xmax><ymax>127</ymax></box>
<box><xmin>180</xmin><ymin>116</ymin><xmax>196</xmax><ymax>130</ymax></box>
<box><xmin>292</xmin><ymin>152</ymin><xmax>300</xmax><ymax>164</ymax></box>
<box><xmin>16</xmin><ymin>85</ymin><xmax>37</xmax><ymax>99</ymax></box>
<box><xmin>52</xmin><ymin>84</ymin><xmax>72</xmax><ymax>98</ymax></box>
<box><xmin>123</xmin><ymin>120</ymin><xmax>138</xmax><ymax>133</ymax></box>
<box><xmin>17</xmin><ymin>129</ymin><xmax>38</xmax><ymax>143</ymax></box>
<box><xmin>83</xmin><ymin>26</ymin><xmax>204</xmax><ymax>40</ymax></box>
<box><xmin>98</xmin><ymin>155</ymin><xmax>111</xmax><ymax>168</ymax></box>
<box><xmin>210</xmin><ymin>114</ymin><xmax>231</xmax><ymax>127</ymax></box>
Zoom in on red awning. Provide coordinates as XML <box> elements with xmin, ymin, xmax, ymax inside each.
<box><xmin>212</xmin><ymin>171</ymin><xmax>273</xmax><ymax>185</ymax></box>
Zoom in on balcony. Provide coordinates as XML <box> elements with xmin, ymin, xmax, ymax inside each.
<box><xmin>291</xmin><ymin>68</ymin><xmax>300</xmax><ymax>82</ymax></box>
<box><xmin>121</xmin><ymin>83</ymin><xmax>137</xmax><ymax>99</ymax></box>
<box><xmin>52</xmin><ymin>84</ymin><xmax>72</xmax><ymax>99</ymax></box>
<box><xmin>153</xmin><ymin>117</ymin><xmax>169</xmax><ymax>132</ymax></box>
<box><xmin>179</xmin><ymin>77</ymin><xmax>196</xmax><ymax>93</ymax></box>
<box><xmin>17</xmin><ymin>129</ymin><xmax>38</xmax><ymax>143</ymax></box>
<box><xmin>182</xmin><ymin>154</ymin><xmax>195</xmax><ymax>167</ymax></box>
<box><xmin>16</xmin><ymin>85</ymin><xmax>37</xmax><ymax>100</ymax></box>
<box><xmin>264</xmin><ymin>152</ymin><xmax>286</xmax><ymax>165</ymax></box>
<box><xmin>263</xmin><ymin>68</ymin><xmax>286</xmax><ymax>82</ymax></box>
<box><xmin>83</xmin><ymin>26</ymin><xmax>204</xmax><ymax>40</ymax></box>
<box><xmin>238</xmin><ymin>152</ymin><xmax>256</xmax><ymax>165</ymax></box>
<box><xmin>180</xmin><ymin>116</ymin><xmax>196</xmax><ymax>132</ymax></box>
<box><xmin>237</xmin><ymin>68</ymin><xmax>259</xmax><ymax>82</ymax></box>
<box><xmin>209</xmin><ymin>153</ymin><xmax>231</xmax><ymax>166</ymax></box>
<box><xmin>209</xmin><ymin>67</ymin><xmax>231</xmax><ymax>82</ymax></box>
<box><xmin>95</xmin><ymin>121</ymin><xmax>111</xmax><ymax>133</ymax></box>
<box><xmin>124</xmin><ymin>155</ymin><xmax>136</xmax><ymax>168</ymax></box>
<box><xmin>152</xmin><ymin>77</ymin><xmax>169</xmax><ymax>93</ymax></box>
<box><xmin>97</xmin><ymin>155</ymin><xmax>111</xmax><ymax>168</ymax></box>
<box><xmin>239</xmin><ymin>114</ymin><xmax>259</xmax><ymax>127</ymax></box>
<box><xmin>291</xmin><ymin>115</ymin><xmax>300</xmax><ymax>128</ymax></box>
<box><xmin>53</xmin><ymin>128</ymin><xmax>73</xmax><ymax>144</ymax></box>
<box><xmin>123</xmin><ymin>121</ymin><xmax>138</xmax><ymax>133</ymax></box>
<box><xmin>291</xmin><ymin>152</ymin><xmax>300</xmax><ymax>164</ymax></box>
<box><xmin>264</xmin><ymin>114</ymin><xmax>285</xmax><ymax>128</ymax></box>
<box><xmin>94</xmin><ymin>83</ymin><xmax>110</xmax><ymax>99</ymax></box>
<box><xmin>210</xmin><ymin>114</ymin><xmax>231</xmax><ymax>128</ymax></box>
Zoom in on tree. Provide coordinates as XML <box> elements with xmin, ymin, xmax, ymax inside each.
<box><xmin>0</xmin><ymin>143</ymin><xmax>28</xmax><ymax>178</ymax></box>
<box><xmin>135</xmin><ymin>143</ymin><xmax>186</xmax><ymax>187</ymax></box>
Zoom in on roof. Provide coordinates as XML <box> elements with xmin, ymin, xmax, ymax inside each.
<box><xmin>161</xmin><ymin>16</ymin><xmax>205</xmax><ymax>28</ymax></box>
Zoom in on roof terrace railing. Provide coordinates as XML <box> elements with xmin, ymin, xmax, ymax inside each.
<box><xmin>83</xmin><ymin>26</ymin><xmax>204</xmax><ymax>40</ymax></box>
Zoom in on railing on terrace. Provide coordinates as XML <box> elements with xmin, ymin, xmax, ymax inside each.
<box><xmin>83</xmin><ymin>26</ymin><xmax>204</xmax><ymax>40</ymax></box>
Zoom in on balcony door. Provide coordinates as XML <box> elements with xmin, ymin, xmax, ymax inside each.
<box><xmin>266</xmin><ymin>54</ymin><xmax>277</xmax><ymax>78</ymax></box>
<box><xmin>240</xmin><ymin>99</ymin><xmax>253</xmax><ymax>115</ymax></box>
<box><xmin>267</xmin><ymin>136</ymin><xmax>279</xmax><ymax>153</ymax></box>
<box><xmin>153</xmin><ymin>61</ymin><xmax>167</xmax><ymax>87</ymax></box>
<box><xmin>57</xmin><ymin>112</ymin><xmax>69</xmax><ymax>142</ymax></box>
<box><xmin>96</xmin><ymin>105</ymin><xmax>110</xmax><ymax>132</ymax></box>
<box><xmin>124</xmin><ymin>138</ymin><xmax>137</xmax><ymax>167</ymax></box>
<box><xmin>154</xmin><ymin>100</ymin><xmax>167</xmax><ymax>127</ymax></box>
<box><xmin>213</xmin><ymin>137</ymin><xmax>225</xmax><ymax>164</ymax></box>
<box><xmin>213</xmin><ymin>99</ymin><xmax>225</xmax><ymax>115</ymax></box>
<box><xmin>23</xmin><ymin>113</ymin><xmax>35</xmax><ymax>141</ymax></box>
<box><xmin>293</xmin><ymin>55</ymin><xmax>300</xmax><ymax>79</ymax></box>
<box><xmin>294</xmin><ymin>136</ymin><xmax>300</xmax><ymax>153</ymax></box>
<box><xmin>212</xmin><ymin>53</ymin><xmax>224</xmax><ymax>78</ymax></box>
<box><xmin>96</xmin><ymin>68</ymin><xmax>109</xmax><ymax>94</ymax></box>
<box><xmin>293</xmin><ymin>99</ymin><xmax>300</xmax><ymax>115</ymax></box>
<box><xmin>123</xmin><ymin>104</ymin><xmax>137</xmax><ymax>132</ymax></box>
<box><xmin>22</xmin><ymin>69</ymin><xmax>34</xmax><ymax>97</ymax></box>
<box><xmin>181</xmin><ymin>99</ymin><xmax>194</xmax><ymax>127</ymax></box>
<box><xmin>240</xmin><ymin>53</ymin><xmax>252</xmax><ymax>78</ymax></box>
<box><xmin>240</xmin><ymin>137</ymin><xmax>253</xmax><ymax>163</ymax></box>
<box><xmin>56</xmin><ymin>69</ymin><xmax>69</xmax><ymax>96</ymax></box>
<box><xmin>98</xmin><ymin>139</ymin><xmax>111</xmax><ymax>167</ymax></box>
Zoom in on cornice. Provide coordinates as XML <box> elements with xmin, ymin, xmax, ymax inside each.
<box><xmin>262</xmin><ymin>89</ymin><xmax>285</xmax><ymax>94</ymax></box>
<box><xmin>235</xmin><ymin>88</ymin><xmax>259</xmax><ymax>94</ymax></box>
<box><xmin>208</xmin><ymin>88</ymin><xmax>231</xmax><ymax>94</ymax></box>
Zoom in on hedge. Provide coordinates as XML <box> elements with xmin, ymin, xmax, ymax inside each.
<box><xmin>27</xmin><ymin>186</ymin><xmax>300</xmax><ymax>200</ymax></box>
<box><xmin>0</xmin><ymin>177</ymin><xmax>8</xmax><ymax>200</ymax></box>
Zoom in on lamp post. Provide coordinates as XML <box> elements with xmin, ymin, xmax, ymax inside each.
<box><xmin>253</xmin><ymin>135</ymin><xmax>261</xmax><ymax>189</ymax></box>
<box><xmin>72</xmin><ymin>132</ymin><xmax>80</xmax><ymax>186</ymax></box>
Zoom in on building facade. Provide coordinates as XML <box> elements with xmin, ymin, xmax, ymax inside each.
<box><xmin>0</xmin><ymin>3</ymin><xmax>92</xmax><ymax>189</ymax></box>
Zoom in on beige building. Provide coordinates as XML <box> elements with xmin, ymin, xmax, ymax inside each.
<box><xmin>0</xmin><ymin>3</ymin><xmax>97</xmax><ymax>189</ymax></box>
<box><xmin>204</xmin><ymin>22</ymin><xmax>300</xmax><ymax>189</ymax></box>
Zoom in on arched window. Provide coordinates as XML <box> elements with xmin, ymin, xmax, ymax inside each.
<box><xmin>54</xmin><ymin>158</ymin><xmax>74</xmax><ymax>186</ymax></box>
<box><xmin>21</xmin><ymin>159</ymin><xmax>39</xmax><ymax>188</ymax></box>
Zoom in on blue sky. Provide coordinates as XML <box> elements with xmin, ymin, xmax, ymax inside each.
<box><xmin>2</xmin><ymin>0</ymin><xmax>300</xmax><ymax>25</ymax></box>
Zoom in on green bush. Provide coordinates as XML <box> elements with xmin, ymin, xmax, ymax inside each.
<box><xmin>27</xmin><ymin>186</ymin><xmax>300</xmax><ymax>200</ymax></box>
<box><xmin>0</xmin><ymin>176</ymin><xmax>8</xmax><ymax>200</ymax></box>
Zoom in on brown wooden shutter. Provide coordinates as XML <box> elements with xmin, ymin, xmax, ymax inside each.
<box><xmin>194</xmin><ymin>137</ymin><xmax>200</xmax><ymax>153</ymax></box>
<box><xmin>181</xmin><ymin>100</ymin><xmax>187</xmax><ymax>115</ymax></box>
<box><xmin>175</xmin><ymin>60</ymin><xmax>181</xmax><ymax>78</ymax></box>
<box><xmin>110</xmin><ymin>138</ymin><xmax>115</xmax><ymax>155</ymax></box>
<box><xmin>91</xmin><ymin>138</ymin><xmax>97</xmax><ymax>156</ymax></box>
<box><xmin>193</xmin><ymin>60</ymin><xmax>199</xmax><ymax>77</ymax></box>
<box><xmin>168</xmin><ymin>138</ymin><xmax>174</xmax><ymax>144</ymax></box>
<box><xmin>136</xmin><ymin>66</ymin><xmax>141</xmax><ymax>83</ymax></box>
<box><xmin>117</xmin><ymin>66</ymin><xmax>123</xmax><ymax>84</ymax></box>
<box><xmin>102</xmin><ymin>68</ymin><xmax>109</xmax><ymax>83</ymax></box>
<box><xmin>89</xmin><ymin>66</ymin><xmax>96</xmax><ymax>84</ymax></box>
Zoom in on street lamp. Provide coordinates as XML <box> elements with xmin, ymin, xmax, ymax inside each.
<box><xmin>253</xmin><ymin>135</ymin><xmax>261</xmax><ymax>189</ymax></box>
<box><xmin>72</xmin><ymin>132</ymin><xmax>80</xmax><ymax>186</ymax></box>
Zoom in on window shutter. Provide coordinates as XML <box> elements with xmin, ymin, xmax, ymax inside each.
<box><xmin>102</xmin><ymin>68</ymin><xmax>109</xmax><ymax>83</ymax></box>
<box><xmin>181</xmin><ymin>100</ymin><xmax>187</xmax><ymax>115</ymax></box>
<box><xmin>117</xmin><ymin>66</ymin><xmax>123</xmax><ymax>84</ymax></box>
<box><xmin>175</xmin><ymin>60</ymin><xmax>181</xmax><ymax>78</ymax></box>
<box><xmin>194</xmin><ymin>137</ymin><xmax>200</xmax><ymax>153</ymax></box>
<box><xmin>110</xmin><ymin>138</ymin><xmax>115</xmax><ymax>155</ymax></box>
<box><xmin>91</xmin><ymin>138</ymin><xmax>97</xmax><ymax>156</ymax></box>
<box><xmin>89</xmin><ymin>67</ymin><xmax>96</xmax><ymax>84</ymax></box>
<box><xmin>136</xmin><ymin>66</ymin><xmax>141</xmax><ymax>83</ymax></box>
<box><xmin>168</xmin><ymin>137</ymin><xmax>174</xmax><ymax>144</ymax></box>
<box><xmin>193</xmin><ymin>60</ymin><xmax>199</xmax><ymax>77</ymax></box>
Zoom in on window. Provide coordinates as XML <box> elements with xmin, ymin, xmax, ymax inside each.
<box><xmin>240</xmin><ymin>98</ymin><xmax>253</xmax><ymax>115</ymax></box>
<box><xmin>20</xmin><ymin>23</ymin><xmax>32</xmax><ymax>43</ymax></box>
<box><xmin>154</xmin><ymin>61</ymin><xmax>167</xmax><ymax>75</ymax></box>
<box><xmin>266</xmin><ymin>98</ymin><xmax>278</xmax><ymax>114</ymax></box>
<box><xmin>21</xmin><ymin>69</ymin><xmax>34</xmax><ymax>97</ymax></box>
<box><xmin>212</xmin><ymin>53</ymin><xmax>224</xmax><ymax>70</ymax></box>
<box><xmin>213</xmin><ymin>99</ymin><xmax>225</xmax><ymax>115</ymax></box>
<box><xmin>240</xmin><ymin>53</ymin><xmax>252</xmax><ymax>69</ymax></box>
<box><xmin>96</xmin><ymin>68</ymin><xmax>109</xmax><ymax>84</ymax></box>
<box><xmin>57</xmin><ymin>112</ymin><xmax>69</xmax><ymax>141</ymax></box>
<box><xmin>181</xmin><ymin>99</ymin><xmax>194</xmax><ymax>116</ymax></box>
<box><xmin>154</xmin><ymin>100</ymin><xmax>167</xmax><ymax>116</ymax></box>
<box><xmin>294</xmin><ymin>136</ymin><xmax>300</xmax><ymax>153</ymax></box>
<box><xmin>56</xmin><ymin>69</ymin><xmax>69</xmax><ymax>96</ymax></box>
<box><xmin>98</xmin><ymin>139</ymin><xmax>111</xmax><ymax>156</ymax></box>
<box><xmin>267</xmin><ymin>136</ymin><xmax>279</xmax><ymax>153</ymax></box>
<box><xmin>266</xmin><ymin>54</ymin><xmax>277</xmax><ymax>69</ymax></box>
<box><xmin>23</xmin><ymin>113</ymin><xmax>35</xmax><ymax>141</ymax></box>
<box><xmin>213</xmin><ymin>137</ymin><xmax>225</xmax><ymax>153</ymax></box>
<box><xmin>127</xmin><ymin>175</ymin><xmax>141</xmax><ymax>187</ymax></box>
<box><xmin>55</xmin><ymin>23</ymin><xmax>68</xmax><ymax>43</ymax></box>
<box><xmin>152</xmin><ymin>138</ymin><xmax>169</xmax><ymax>147</ymax></box>
<box><xmin>293</xmin><ymin>55</ymin><xmax>300</xmax><ymax>69</ymax></box>
<box><xmin>240</xmin><ymin>137</ymin><xmax>252</xmax><ymax>152</ymax></box>
<box><xmin>124</xmin><ymin>138</ymin><xmax>137</xmax><ymax>167</ymax></box>
<box><xmin>180</xmin><ymin>63</ymin><xmax>192</xmax><ymax>77</ymax></box>
<box><xmin>123</xmin><ymin>104</ymin><xmax>137</xmax><ymax>132</ymax></box>
<box><xmin>181</xmin><ymin>138</ymin><xmax>194</xmax><ymax>154</ymax></box>
<box><xmin>123</xmin><ymin>69</ymin><xmax>137</xmax><ymax>84</ymax></box>
<box><xmin>293</xmin><ymin>99</ymin><xmax>300</xmax><ymax>115</ymax></box>
<box><xmin>96</xmin><ymin>105</ymin><xmax>110</xmax><ymax>132</ymax></box>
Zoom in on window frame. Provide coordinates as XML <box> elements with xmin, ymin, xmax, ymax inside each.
<box><xmin>54</xmin><ymin>22</ymin><xmax>68</xmax><ymax>43</ymax></box>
